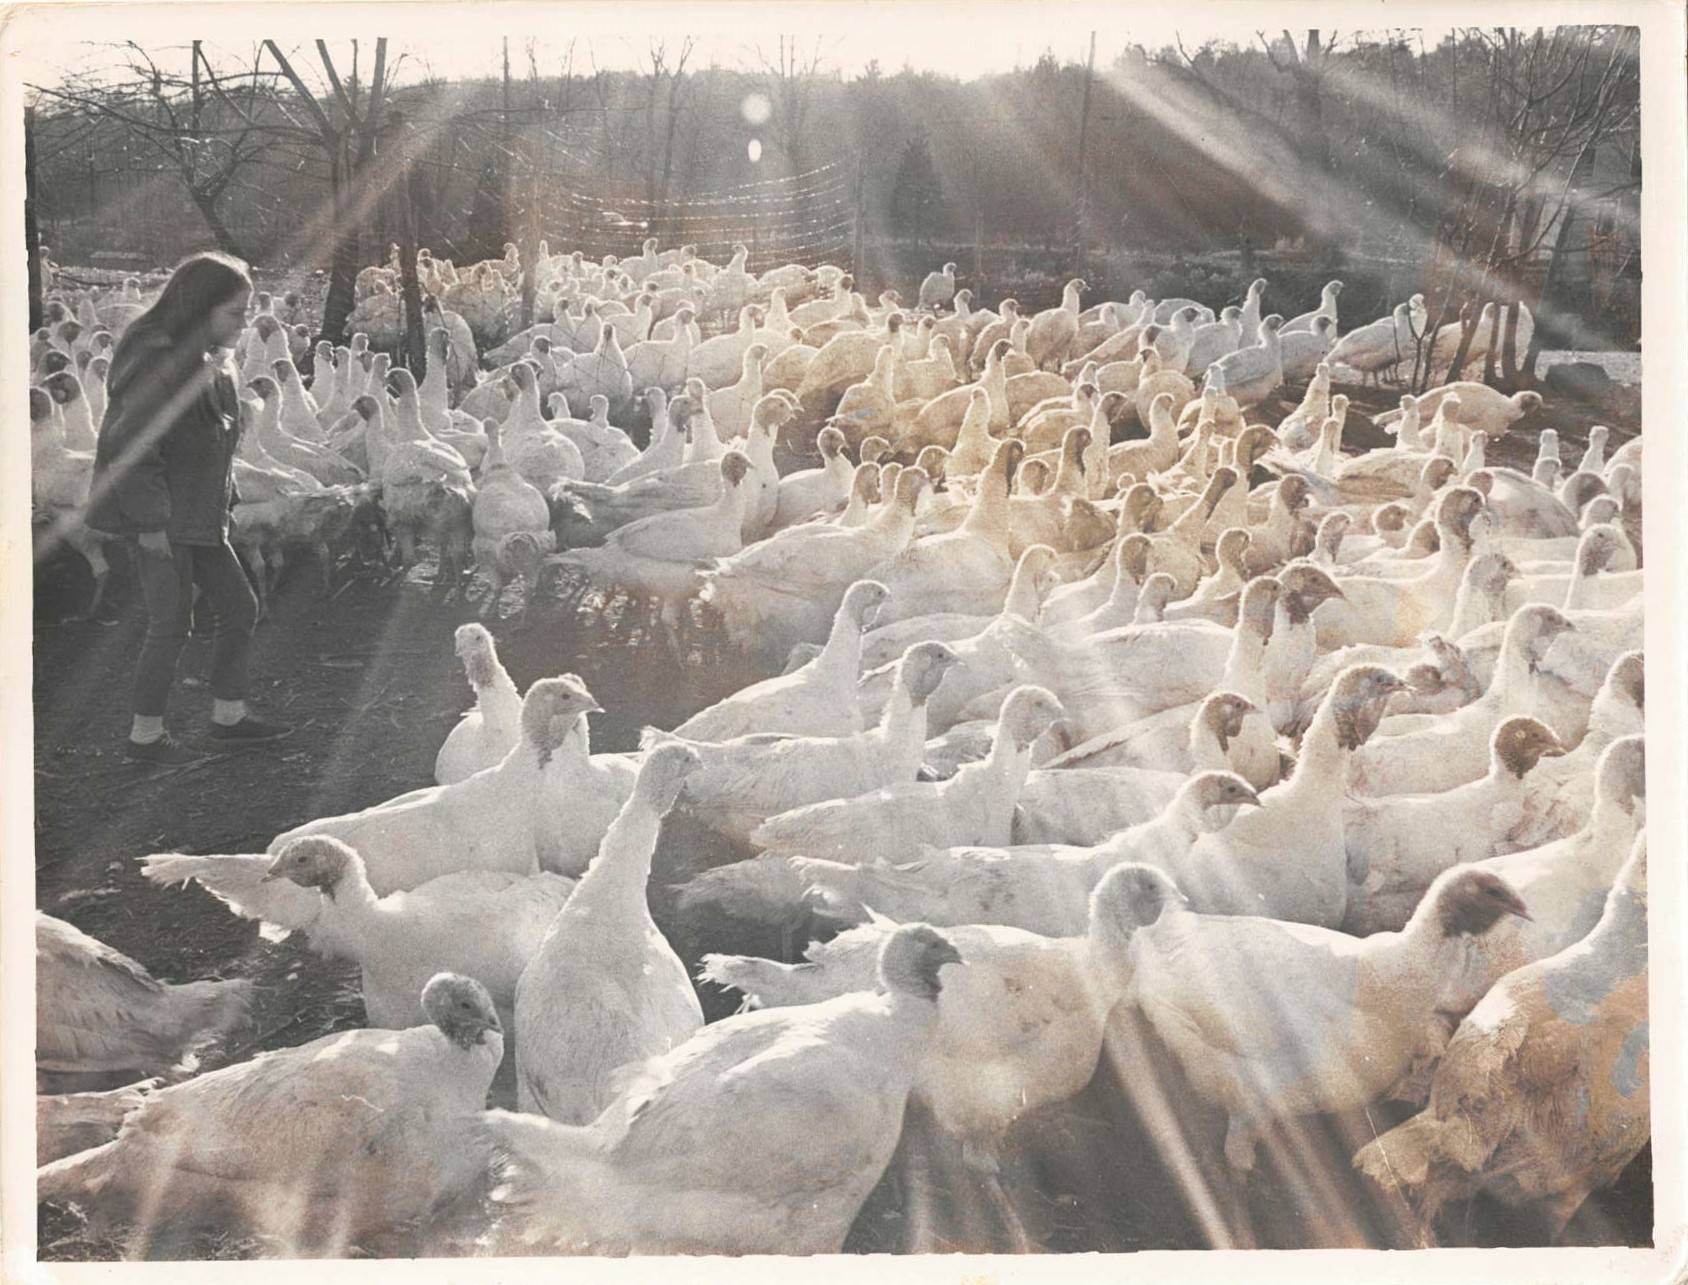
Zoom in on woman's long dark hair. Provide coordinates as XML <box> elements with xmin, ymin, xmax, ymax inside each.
<box><xmin>113</xmin><ymin>252</ymin><xmax>252</xmax><ymax>359</ymax></box>
<box><xmin>104</xmin><ymin>251</ymin><xmax>252</xmax><ymax>409</ymax></box>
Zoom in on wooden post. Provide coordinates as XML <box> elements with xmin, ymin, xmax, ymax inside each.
<box><xmin>395</xmin><ymin>116</ymin><xmax>427</xmax><ymax>377</ymax></box>
<box><xmin>25</xmin><ymin>104</ymin><xmax>43</xmax><ymax>331</ymax></box>
<box><xmin>851</xmin><ymin>150</ymin><xmax>865</xmax><ymax>282</ymax></box>
<box><xmin>1072</xmin><ymin>31</ymin><xmax>1097</xmax><ymax>277</ymax></box>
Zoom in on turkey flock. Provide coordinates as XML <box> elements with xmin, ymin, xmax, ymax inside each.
<box><xmin>31</xmin><ymin>238</ymin><xmax>1648</xmax><ymax>1257</ymax></box>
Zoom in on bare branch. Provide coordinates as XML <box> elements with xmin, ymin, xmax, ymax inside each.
<box><xmin>261</xmin><ymin>41</ymin><xmax>336</xmax><ymax>141</ymax></box>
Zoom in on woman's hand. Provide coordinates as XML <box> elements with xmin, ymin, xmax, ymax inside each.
<box><xmin>137</xmin><ymin>530</ymin><xmax>172</xmax><ymax>557</ymax></box>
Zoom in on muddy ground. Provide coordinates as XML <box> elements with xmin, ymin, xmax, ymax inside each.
<box><xmin>31</xmin><ymin>371</ymin><xmax>1647</xmax><ymax>1258</ymax></box>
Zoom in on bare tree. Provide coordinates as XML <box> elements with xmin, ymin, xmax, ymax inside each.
<box><xmin>758</xmin><ymin>35</ymin><xmax>827</xmax><ymax>176</ymax></box>
<box><xmin>32</xmin><ymin>40</ymin><xmax>288</xmax><ymax>257</ymax></box>
<box><xmin>642</xmin><ymin>38</ymin><xmax>696</xmax><ymax>242</ymax></box>
<box><xmin>263</xmin><ymin>38</ymin><xmax>394</xmax><ymax>343</ymax></box>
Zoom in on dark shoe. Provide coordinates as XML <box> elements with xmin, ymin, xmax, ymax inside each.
<box><xmin>207</xmin><ymin>715</ymin><xmax>294</xmax><ymax>744</ymax></box>
<box><xmin>126</xmin><ymin>735</ymin><xmax>207</xmax><ymax>766</ymax></box>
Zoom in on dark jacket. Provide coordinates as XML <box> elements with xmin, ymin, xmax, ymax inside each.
<box><xmin>86</xmin><ymin>330</ymin><xmax>243</xmax><ymax>545</ymax></box>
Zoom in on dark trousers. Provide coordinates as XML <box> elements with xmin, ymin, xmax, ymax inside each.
<box><xmin>131</xmin><ymin>539</ymin><xmax>258</xmax><ymax>717</ymax></box>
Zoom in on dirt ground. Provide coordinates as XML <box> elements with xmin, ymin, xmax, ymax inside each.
<box><xmin>31</xmin><ymin>374</ymin><xmax>1648</xmax><ymax>1257</ymax></box>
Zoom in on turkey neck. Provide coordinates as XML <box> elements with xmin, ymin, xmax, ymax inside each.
<box><xmin>872</xmin><ymin>680</ymin><xmax>930</xmax><ymax>782</ymax></box>
<box><xmin>1397</xmin><ymin>408</ymin><xmax>1424</xmax><ymax>451</ymax></box>
<box><xmin>279</xmin><ymin>367</ymin><xmax>316</xmax><ymax>422</ymax></box>
<box><xmin>419</xmin><ymin>353</ymin><xmax>450</xmax><ymax>409</ymax></box>
<box><xmin>1483</xmin><ymin>622</ymin><xmax>1548</xmax><ymax>719</ymax></box>
<box><xmin>477</xmin><ymin>664</ymin><xmax>523</xmax><ymax>741</ymax></box>
<box><xmin>394</xmin><ymin>388</ymin><xmax>439</xmax><ymax>445</ymax></box>
<box><xmin>1167</xmin><ymin>473</ymin><xmax>1227</xmax><ymax>542</ymax></box>
<box><xmin>981</xmin><ymin>349</ymin><xmax>1010</xmax><ymax>430</ymax></box>
<box><xmin>961</xmin><ymin>457</ymin><xmax>1014</xmax><ymax>545</ymax></box>
<box><xmin>1001</xmin><ymin>561</ymin><xmax>1047</xmax><ymax>622</ymax></box>
<box><xmin>1283</xmin><ymin>684</ymin><xmax>1359</xmax><ymax>805</ymax></box>
<box><xmin>1051</xmin><ymin>435</ymin><xmax>1087</xmax><ymax>497</ymax></box>
<box><xmin>573</xmin><ymin>789</ymin><xmax>664</xmax><ymax>914</ymax></box>
<box><xmin>812</xmin><ymin>602</ymin><xmax>871</xmax><ymax>685</ymax></box>
<box><xmin>864</xmin><ymin>487</ymin><xmax>918</xmax><ymax>549</ymax></box>
<box><xmin>1218</xmin><ymin>614</ymin><xmax>1271</xmax><ymax>703</ymax></box>
<box><xmin>1575</xmin><ymin>857</ymin><xmax>1647</xmax><ymax>973</ymax></box>
<box><xmin>961</xmin><ymin>723</ymin><xmax>1036</xmax><ymax>838</ymax></box>
<box><xmin>256</xmin><ymin>395</ymin><xmax>304</xmax><ymax>452</ymax></box>
<box><xmin>507</xmin><ymin>377</ymin><xmax>547</xmax><ymax>437</ymax></box>
<box><xmin>1585</xmin><ymin>781</ymin><xmax>1643</xmax><ymax>860</ymax></box>
<box><xmin>322</xmin><ymin>859</ymin><xmax>384</xmax><ymax>924</ymax></box>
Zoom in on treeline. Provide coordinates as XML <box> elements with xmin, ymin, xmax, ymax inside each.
<box><xmin>30</xmin><ymin>27</ymin><xmax>1640</xmax><ymax>355</ymax></box>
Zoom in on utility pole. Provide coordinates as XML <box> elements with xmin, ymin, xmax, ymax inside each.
<box><xmin>1072</xmin><ymin>31</ymin><xmax>1097</xmax><ymax>277</ymax></box>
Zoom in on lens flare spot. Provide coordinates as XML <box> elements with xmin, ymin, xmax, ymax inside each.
<box><xmin>741</xmin><ymin>93</ymin><xmax>772</xmax><ymax>126</ymax></box>
<box><xmin>747</xmin><ymin>138</ymin><xmax>763</xmax><ymax>163</ymax></box>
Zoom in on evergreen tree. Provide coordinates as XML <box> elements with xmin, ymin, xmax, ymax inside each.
<box><xmin>889</xmin><ymin>131</ymin><xmax>944</xmax><ymax>246</ymax></box>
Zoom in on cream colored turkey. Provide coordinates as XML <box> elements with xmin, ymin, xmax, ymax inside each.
<box><xmin>35</xmin><ymin>913</ymin><xmax>252</xmax><ymax>1091</ymax></box>
<box><xmin>1125</xmin><ymin>862</ymin><xmax>1532</xmax><ymax>1172</ymax></box>
<box><xmin>544</xmin><ymin>393</ymin><xmax>639</xmax><ymax>483</ymax></box>
<box><xmin>1310</xmin><ymin>488</ymin><xmax>1489</xmax><ymax>649</ymax></box>
<box><xmin>1051</xmin><ymin>579</ymin><xmax>1282</xmax><ymax>790</ymax></box>
<box><xmin>548</xmin><ymin>452</ymin><xmax>755</xmax><ymax>648</ymax></box>
<box><xmin>1347</xmin><ymin>604</ymin><xmax>1576</xmax><ymax>796</ymax></box>
<box><xmin>700</xmin><ymin>467</ymin><xmax>927</xmax><ymax>667</ymax></box>
<box><xmin>470</xmin><ymin>420</ymin><xmax>552</xmax><ymax>616</ymax></box>
<box><xmin>1168</xmin><ymin>665</ymin><xmax>1409</xmax><ymax>927</ymax></box>
<box><xmin>142</xmin><ymin>836</ymin><xmax>573</xmax><ymax>1033</ymax></box>
<box><xmin>37</xmin><ymin>973</ymin><xmax>502</xmax><ymax>1256</ymax></box>
<box><xmin>1282</xmin><ymin>279</ymin><xmax>1343</xmax><ymax>334</ymax></box>
<box><xmin>435</xmin><ymin>623</ymin><xmax>523</xmax><ymax>785</ymax></box>
<box><xmin>677</xmin><ymin>580</ymin><xmax>890</xmax><ymax>739</ymax></box>
<box><xmin>770</xmin><ymin>426</ymin><xmax>854</xmax><ymax>529</ymax></box>
<box><xmin>860</xmin><ymin>546</ymin><xmax>1056</xmax><ymax>672</ymax></box>
<box><xmin>1507</xmin><ymin>650</ymin><xmax>1643</xmax><ymax>851</ymax></box>
<box><xmin>700</xmin><ymin>861</ymin><xmax>1161</xmax><ymax>1175</ymax></box>
<box><xmin>747</xmin><ymin>684</ymin><xmax>1063</xmax><ymax>863</ymax></box>
<box><xmin>1341</xmin><ymin>717</ymin><xmax>1567</xmax><ymax>935</ymax></box>
<box><xmin>1026</xmin><ymin>278</ymin><xmax>1086</xmax><ymax>368</ymax></box>
<box><xmin>1328</xmin><ymin>302</ymin><xmax>1417</xmax><ymax>386</ymax></box>
<box><xmin>1182</xmin><ymin>305</ymin><xmax>1245</xmax><ymax>377</ymax></box>
<box><xmin>1435</xmin><ymin>735</ymin><xmax>1645</xmax><ymax>1016</ymax></box>
<box><xmin>651</xmin><ymin>642</ymin><xmax>961</xmax><ymax>846</ymax></box>
<box><xmin>1205</xmin><ymin>315</ymin><xmax>1284</xmax><ymax>407</ymax></box>
<box><xmin>36</xmin><ymin>1082</ymin><xmax>159</xmax><ymax>1167</ymax></box>
<box><xmin>867</xmin><ymin>439</ymin><xmax>1025</xmax><ymax>625</ymax></box>
<box><xmin>485</xmin><ymin>925</ymin><xmax>961</xmax><ymax>1256</ymax></box>
<box><xmin>1378</xmin><ymin>381</ymin><xmax>1544</xmax><ymax>439</ymax></box>
<box><xmin>264</xmin><ymin>676</ymin><xmax>609</xmax><ymax>891</ymax></box>
<box><xmin>515</xmin><ymin>745</ymin><xmax>704</xmax><ymax>1125</ymax></box>
<box><xmin>793</xmin><ymin>771</ymin><xmax>1260</xmax><ymax>936</ymax></box>
<box><xmin>919</xmin><ymin>261</ymin><xmax>958</xmax><ymax>310</ymax></box>
<box><xmin>1353</xmin><ymin>831</ymin><xmax>1648</xmax><ymax>1248</ymax></box>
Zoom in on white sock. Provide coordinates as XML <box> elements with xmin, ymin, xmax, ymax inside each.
<box><xmin>212</xmin><ymin>699</ymin><xmax>248</xmax><ymax>726</ymax></box>
<box><xmin>130</xmin><ymin>715</ymin><xmax>165</xmax><ymax>744</ymax></box>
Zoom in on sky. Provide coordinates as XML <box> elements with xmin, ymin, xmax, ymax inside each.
<box><xmin>13</xmin><ymin>2</ymin><xmax>1473</xmax><ymax>93</ymax></box>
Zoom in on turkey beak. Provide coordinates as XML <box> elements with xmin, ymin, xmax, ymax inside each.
<box><xmin>260</xmin><ymin>865</ymin><xmax>284</xmax><ymax>883</ymax></box>
<box><xmin>1239</xmin><ymin>787</ymin><xmax>1264</xmax><ymax>809</ymax></box>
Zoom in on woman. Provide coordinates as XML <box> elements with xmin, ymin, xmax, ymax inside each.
<box><xmin>87</xmin><ymin>252</ymin><xmax>291</xmax><ymax>763</ymax></box>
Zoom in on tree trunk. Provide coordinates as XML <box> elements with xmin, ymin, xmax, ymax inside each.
<box><xmin>320</xmin><ymin>150</ymin><xmax>362</xmax><ymax>345</ymax></box>
<box><xmin>25</xmin><ymin>105</ymin><xmax>43</xmax><ymax>332</ymax></box>
<box><xmin>1523</xmin><ymin>139</ymin><xmax>1600</xmax><ymax>384</ymax></box>
<box><xmin>188</xmin><ymin>188</ymin><xmax>246</xmax><ymax>259</ymax></box>
<box><xmin>1498</xmin><ymin>302</ymin><xmax>1522</xmax><ymax>388</ymax></box>
<box><xmin>397</xmin><ymin>157</ymin><xmax>427</xmax><ymax>377</ymax></box>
